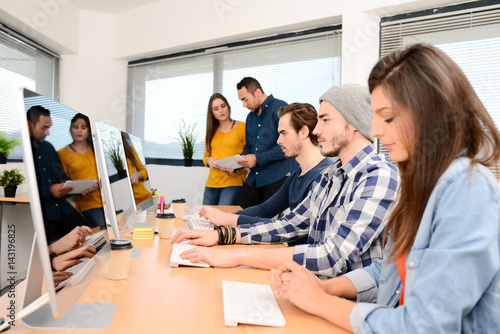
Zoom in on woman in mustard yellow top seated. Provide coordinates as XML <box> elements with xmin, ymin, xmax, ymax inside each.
<box><xmin>203</xmin><ymin>93</ymin><xmax>246</xmax><ymax>205</ymax></box>
<box><xmin>58</xmin><ymin>113</ymin><xmax>105</xmax><ymax>227</ymax></box>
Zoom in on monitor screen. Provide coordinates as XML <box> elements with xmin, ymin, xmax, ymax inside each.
<box><xmin>94</xmin><ymin>121</ymin><xmax>138</xmax><ymax>239</ymax></box>
<box><xmin>121</xmin><ymin>131</ymin><xmax>153</xmax><ymax>213</ymax></box>
<box><xmin>17</xmin><ymin>88</ymin><xmax>112</xmax><ymax>326</ymax></box>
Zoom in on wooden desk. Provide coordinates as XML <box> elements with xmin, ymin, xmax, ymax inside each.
<box><xmin>2</xmin><ymin>207</ymin><xmax>349</xmax><ymax>333</ymax></box>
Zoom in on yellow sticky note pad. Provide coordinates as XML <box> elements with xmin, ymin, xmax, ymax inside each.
<box><xmin>132</xmin><ymin>227</ymin><xmax>154</xmax><ymax>240</ymax></box>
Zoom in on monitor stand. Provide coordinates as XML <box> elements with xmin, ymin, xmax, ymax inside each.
<box><xmin>22</xmin><ymin>237</ymin><xmax>117</xmax><ymax>330</ymax></box>
<box><xmin>23</xmin><ymin>302</ymin><xmax>117</xmax><ymax>330</ymax></box>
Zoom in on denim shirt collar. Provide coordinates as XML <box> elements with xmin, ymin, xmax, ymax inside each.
<box><xmin>260</xmin><ymin>94</ymin><xmax>275</xmax><ymax>114</ymax></box>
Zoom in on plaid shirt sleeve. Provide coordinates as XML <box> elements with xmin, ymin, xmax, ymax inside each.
<box><xmin>238</xmin><ymin>193</ymin><xmax>315</xmax><ymax>244</ymax></box>
<box><xmin>238</xmin><ymin>170</ymin><xmax>323</xmax><ymax>243</ymax></box>
<box><xmin>293</xmin><ymin>161</ymin><xmax>398</xmax><ymax>277</ymax></box>
<box><xmin>239</xmin><ymin>159</ymin><xmax>398</xmax><ymax>278</ymax></box>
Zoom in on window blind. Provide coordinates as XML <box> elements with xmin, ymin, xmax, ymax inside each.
<box><xmin>127</xmin><ymin>29</ymin><xmax>342</xmax><ymax>161</ymax></box>
<box><xmin>379</xmin><ymin>4</ymin><xmax>500</xmax><ymax>170</ymax></box>
<box><xmin>0</xmin><ymin>23</ymin><xmax>60</xmax><ymax>160</ymax></box>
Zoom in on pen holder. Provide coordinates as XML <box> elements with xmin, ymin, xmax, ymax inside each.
<box><xmin>147</xmin><ymin>195</ymin><xmax>159</xmax><ymax>215</ymax></box>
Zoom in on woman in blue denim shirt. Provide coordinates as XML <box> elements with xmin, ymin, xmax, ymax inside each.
<box><xmin>269</xmin><ymin>43</ymin><xmax>500</xmax><ymax>333</ymax></box>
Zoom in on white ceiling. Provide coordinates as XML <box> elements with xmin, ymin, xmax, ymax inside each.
<box><xmin>70</xmin><ymin>0</ymin><xmax>163</xmax><ymax>14</ymax></box>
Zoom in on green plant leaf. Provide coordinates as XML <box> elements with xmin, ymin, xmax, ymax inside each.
<box><xmin>176</xmin><ymin>120</ymin><xmax>199</xmax><ymax>159</ymax></box>
<box><xmin>0</xmin><ymin>131</ymin><xmax>21</xmax><ymax>158</ymax></box>
<box><xmin>0</xmin><ymin>168</ymin><xmax>26</xmax><ymax>187</ymax></box>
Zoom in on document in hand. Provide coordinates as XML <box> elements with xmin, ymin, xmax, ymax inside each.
<box><xmin>214</xmin><ymin>155</ymin><xmax>243</xmax><ymax>170</ymax></box>
<box><xmin>63</xmin><ymin>180</ymin><xmax>97</xmax><ymax>194</ymax></box>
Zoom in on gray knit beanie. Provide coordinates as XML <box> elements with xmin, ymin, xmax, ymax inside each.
<box><xmin>319</xmin><ymin>84</ymin><xmax>373</xmax><ymax>142</ymax></box>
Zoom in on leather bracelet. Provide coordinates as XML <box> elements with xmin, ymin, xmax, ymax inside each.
<box><xmin>230</xmin><ymin>227</ymin><xmax>237</xmax><ymax>244</ymax></box>
<box><xmin>214</xmin><ymin>225</ymin><xmax>223</xmax><ymax>245</ymax></box>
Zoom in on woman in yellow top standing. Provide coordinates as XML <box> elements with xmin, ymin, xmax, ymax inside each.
<box><xmin>58</xmin><ymin>113</ymin><xmax>105</xmax><ymax>227</ymax></box>
<box><xmin>121</xmin><ymin>132</ymin><xmax>152</xmax><ymax>205</ymax></box>
<box><xmin>203</xmin><ymin>93</ymin><xmax>246</xmax><ymax>205</ymax></box>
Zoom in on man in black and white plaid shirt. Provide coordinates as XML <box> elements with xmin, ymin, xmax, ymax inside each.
<box><xmin>173</xmin><ymin>84</ymin><xmax>399</xmax><ymax>278</ymax></box>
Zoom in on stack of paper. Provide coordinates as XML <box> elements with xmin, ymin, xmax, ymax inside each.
<box><xmin>214</xmin><ymin>155</ymin><xmax>243</xmax><ymax>170</ymax></box>
<box><xmin>132</xmin><ymin>227</ymin><xmax>155</xmax><ymax>240</ymax></box>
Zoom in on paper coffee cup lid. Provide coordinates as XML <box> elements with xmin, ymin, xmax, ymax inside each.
<box><xmin>110</xmin><ymin>239</ymin><xmax>133</xmax><ymax>250</ymax></box>
<box><xmin>157</xmin><ymin>212</ymin><xmax>175</xmax><ymax>218</ymax></box>
<box><xmin>172</xmin><ymin>198</ymin><xmax>186</xmax><ymax>203</ymax></box>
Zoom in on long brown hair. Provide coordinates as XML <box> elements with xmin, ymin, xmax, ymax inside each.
<box><xmin>368</xmin><ymin>43</ymin><xmax>500</xmax><ymax>261</ymax></box>
<box><xmin>205</xmin><ymin>93</ymin><xmax>233</xmax><ymax>154</ymax></box>
<box><xmin>121</xmin><ymin>132</ymin><xmax>139</xmax><ymax>170</ymax></box>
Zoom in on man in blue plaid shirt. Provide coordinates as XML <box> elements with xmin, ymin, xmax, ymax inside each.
<box><xmin>172</xmin><ymin>84</ymin><xmax>399</xmax><ymax>278</ymax></box>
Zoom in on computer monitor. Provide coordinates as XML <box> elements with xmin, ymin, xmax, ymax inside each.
<box><xmin>121</xmin><ymin>131</ymin><xmax>153</xmax><ymax>213</ymax></box>
<box><xmin>16</xmin><ymin>88</ymin><xmax>116</xmax><ymax>330</ymax></box>
<box><xmin>94</xmin><ymin>121</ymin><xmax>138</xmax><ymax>240</ymax></box>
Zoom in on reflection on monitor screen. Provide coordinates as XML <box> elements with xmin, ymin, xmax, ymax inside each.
<box><xmin>121</xmin><ymin>131</ymin><xmax>153</xmax><ymax>213</ymax></box>
<box><xmin>16</xmin><ymin>88</ymin><xmax>115</xmax><ymax>330</ymax></box>
<box><xmin>94</xmin><ymin>121</ymin><xmax>138</xmax><ymax>239</ymax></box>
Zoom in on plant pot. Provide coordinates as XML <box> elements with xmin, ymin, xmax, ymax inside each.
<box><xmin>0</xmin><ymin>152</ymin><xmax>6</xmax><ymax>164</ymax></box>
<box><xmin>183</xmin><ymin>158</ymin><xmax>193</xmax><ymax>167</ymax></box>
<box><xmin>4</xmin><ymin>185</ymin><xmax>17</xmax><ymax>198</ymax></box>
<box><xmin>118</xmin><ymin>169</ymin><xmax>128</xmax><ymax>179</ymax></box>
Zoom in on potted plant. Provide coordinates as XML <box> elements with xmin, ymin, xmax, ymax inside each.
<box><xmin>105</xmin><ymin>139</ymin><xmax>127</xmax><ymax>178</ymax></box>
<box><xmin>177</xmin><ymin>120</ymin><xmax>199</xmax><ymax>167</ymax></box>
<box><xmin>0</xmin><ymin>131</ymin><xmax>21</xmax><ymax>164</ymax></box>
<box><xmin>0</xmin><ymin>168</ymin><xmax>26</xmax><ymax>197</ymax></box>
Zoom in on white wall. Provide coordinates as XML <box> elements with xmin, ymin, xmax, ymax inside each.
<box><xmin>59</xmin><ymin>10</ymin><xmax>129</xmax><ymax>130</ymax></box>
<box><xmin>147</xmin><ymin>164</ymin><xmax>209</xmax><ymax>207</ymax></box>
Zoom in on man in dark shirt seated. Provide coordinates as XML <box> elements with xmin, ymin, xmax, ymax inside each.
<box><xmin>27</xmin><ymin>105</ymin><xmax>92</xmax><ymax>242</ymax></box>
<box><xmin>199</xmin><ymin>102</ymin><xmax>333</xmax><ymax>242</ymax></box>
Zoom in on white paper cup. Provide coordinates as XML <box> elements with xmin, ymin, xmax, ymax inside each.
<box><xmin>157</xmin><ymin>213</ymin><xmax>175</xmax><ymax>239</ymax></box>
<box><xmin>107</xmin><ymin>239</ymin><xmax>133</xmax><ymax>280</ymax></box>
<box><xmin>171</xmin><ymin>198</ymin><xmax>186</xmax><ymax>218</ymax></box>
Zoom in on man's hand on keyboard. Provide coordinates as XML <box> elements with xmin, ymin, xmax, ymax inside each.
<box><xmin>52</xmin><ymin>245</ymin><xmax>96</xmax><ymax>271</ymax></box>
<box><xmin>53</xmin><ymin>271</ymin><xmax>72</xmax><ymax>287</ymax></box>
<box><xmin>171</xmin><ymin>229</ymin><xmax>218</xmax><ymax>246</ymax></box>
<box><xmin>180</xmin><ymin>247</ymin><xmax>240</xmax><ymax>268</ymax></box>
<box><xmin>198</xmin><ymin>206</ymin><xmax>238</xmax><ymax>226</ymax></box>
<box><xmin>48</xmin><ymin>226</ymin><xmax>93</xmax><ymax>255</ymax></box>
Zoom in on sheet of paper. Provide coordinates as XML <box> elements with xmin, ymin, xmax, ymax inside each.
<box><xmin>63</xmin><ymin>180</ymin><xmax>97</xmax><ymax>194</ymax></box>
<box><xmin>214</xmin><ymin>155</ymin><xmax>243</xmax><ymax>170</ymax></box>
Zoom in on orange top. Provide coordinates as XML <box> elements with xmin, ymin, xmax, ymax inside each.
<box><xmin>126</xmin><ymin>148</ymin><xmax>152</xmax><ymax>205</ymax></box>
<box><xmin>396</xmin><ymin>252</ymin><xmax>407</xmax><ymax>305</ymax></box>
<box><xmin>203</xmin><ymin>122</ymin><xmax>246</xmax><ymax>188</ymax></box>
<box><xmin>57</xmin><ymin>147</ymin><xmax>102</xmax><ymax>212</ymax></box>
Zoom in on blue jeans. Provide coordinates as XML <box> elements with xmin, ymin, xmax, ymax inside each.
<box><xmin>82</xmin><ymin>207</ymin><xmax>106</xmax><ymax>227</ymax></box>
<box><xmin>203</xmin><ymin>186</ymin><xmax>241</xmax><ymax>205</ymax></box>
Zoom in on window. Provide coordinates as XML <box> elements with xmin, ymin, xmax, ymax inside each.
<box><xmin>127</xmin><ymin>28</ymin><xmax>342</xmax><ymax>161</ymax></box>
<box><xmin>0</xmin><ymin>23</ymin><xmax>60</xmax><ymax>160</ymax></box>
<box><xmin>379</xmin><ymin>3</ymin><xmax>500</xmax><ymax>166</ymax></box>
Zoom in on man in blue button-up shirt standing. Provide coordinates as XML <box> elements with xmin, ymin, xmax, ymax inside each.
<box><xmin>27</xmin><ymin>105</ymin><xmax>92</xmax><ymax>242</ymax></box>
<box><xmin>236</xmin><ymin>77</ymin><xmax>298</xmax><ymax>208</ymax></box>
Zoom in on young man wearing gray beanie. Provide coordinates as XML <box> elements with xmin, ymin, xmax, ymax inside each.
<box><xmin>172</xmin><ymin>84</ymin><xmax>399</xmax><ymax>278</ymax></box>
